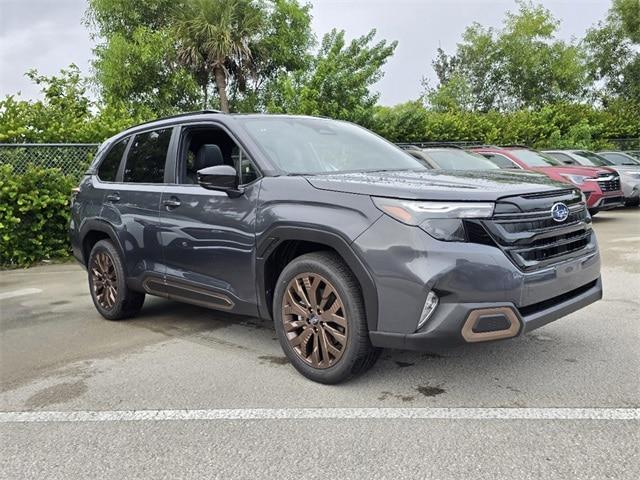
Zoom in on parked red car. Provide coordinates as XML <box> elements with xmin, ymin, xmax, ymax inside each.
<box><xmin>471</xmin><ymin>146</ymin><xmax>625</xmax><ymax>214</ymax></box>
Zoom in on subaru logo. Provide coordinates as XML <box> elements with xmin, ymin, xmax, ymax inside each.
<box><xmin>551</xmin><ymin>202</ymin><xmax>569</xmax><ymax>222</ymax></box>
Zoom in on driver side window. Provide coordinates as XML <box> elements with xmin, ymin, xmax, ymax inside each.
<box><xmin>178</xmin><ymin>126</ymin><xmax>260</xmax><ymax>185</ymax></box>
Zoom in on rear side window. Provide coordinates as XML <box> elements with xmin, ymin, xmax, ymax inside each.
<box><xmin>97</xmin><ymin>137</ymin><xmax>129</xmax><ymax>182</ymax></box>
<box><xmin>482</xmin><ymin>153</ymin><xmax>520</xmax><ymax>169</ymax></box>
<box><xmin>547</xmin><ymin>152</ymin><xmax>577</xmax><ymax>165</ymax></box>
<box><xmin>123</xmin><ymin>128</ymin><xmax>172</xmax><ymax>183</ymax></box>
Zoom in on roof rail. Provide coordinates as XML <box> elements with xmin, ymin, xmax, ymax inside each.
<box><xmin>467</xmin><ymin>144</ymin><xmax>501</xmax><ymax>149</ymax></box>
<box><xmin>132</xmin><ymin>110</ymin><xmax>223</xmax><ymax>129</ymax></box>
<box><xmin>498</xmin><ymin>144</ymin><xmax>531</xmax><ymax>149</ymax></box>
<box><xmin>396</xmin><ymin>142</ymin><xmax>468</xmax><ymax>149</ymax></box>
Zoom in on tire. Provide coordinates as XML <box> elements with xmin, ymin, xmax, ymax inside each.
<box><xmin>588</xmin><ymin>209</ymin><xmax>598</xmax><ymax>217</ymax></box>
<box><xmin>87</xmin><ymin>239</ymin><xmax>145</xmax><ymax>320</ymax></box>
<box><xmin>273</xmin><ymin>251</ymin><xmax>381</xmax><ymax>384</ymax></box>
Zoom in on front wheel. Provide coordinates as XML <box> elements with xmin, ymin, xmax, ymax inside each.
<box><xmin>273</xmin><ymin>251</ymin><xmax>381</xmax><ymax>384</ymax></box>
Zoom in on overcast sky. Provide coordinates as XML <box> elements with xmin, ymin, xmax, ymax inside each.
<box><xmin>0</xmin><ymin>0</ymin><xmax>611</xmax><ymax>105</ymax></box>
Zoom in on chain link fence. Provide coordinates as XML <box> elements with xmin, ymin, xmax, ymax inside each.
<box><xmin>0</xmin><ymin>143</ymin><xmax>100</xmax><ymax>179</ymax></box>
<box><xmin>606</xmin><ymin>138</ymin><xmax>640</xmax><ymax>151</ymax></box>
<box><xmin>0</xmin><ymin>139</ymin><xmax>638</xmax><ymax>180</ymax></box>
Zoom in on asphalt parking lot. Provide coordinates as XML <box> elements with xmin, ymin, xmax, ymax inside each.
<box><xmin>1</xmin><ymin>207</ymin><xmax>639</xmax><ymax>479</ymax></box>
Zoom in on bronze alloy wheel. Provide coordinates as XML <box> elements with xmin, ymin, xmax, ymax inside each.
<box><xmin>91</xmin><ymin>251</ymin><xmax>118</xmax><ymax>310</ymax></box>
<box><xmin>282</xmin><ymin>273</ymin><xmax>348</xmax><ymax>369</ymax></box>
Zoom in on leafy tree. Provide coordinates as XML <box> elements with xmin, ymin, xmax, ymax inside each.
<box><xmin>0</xmin><ymin>65</ymin><xmax>140</xmax><ymax>143</ymax></box>
<box><xmin>86</xmin><ymin>0</ymin><xmax>177</xmax><ymax>38</ymax></box>
<box><xmin>87</xmin><ymin>0</ymin><xmax>313</xmax><ymax>114</ymax></box>
<box><xmin>265</xmin><ymin>29</ymin><xmax>397</xmax><ymax>125</ymax></box>
<box><xmin>426</xmin><ymin>1</ymin><xmax>588</xmax><ymax>111</ymax></box>
<box><xmin>174</xmin><ymin>0</ymin><xmax>264</xmax><ymax>113</ymax></box>
<box><xmin>613</xmin><ymin>0</ymin><xmax>640</xmax><ymax>43</ymax></box>
<box><xmin>87</xmin><ymin>0</ymin><xmax>201</xmax><ymax>115</ymax></box>
<box><xmin>431</xmin><ymin>47</ymin><xmax>460</xmax><ymax>85</ymax></box>
<box><xmin>233</xmin><ymin>0</ymin><xmax>315</xmax><ymax>111</ymax></box>
<box><xmin>584</xmin><ymin>0</ymin><xmax>640</xmax><ymax>103</ymax></box>
<box><xmin>425</xmin><ymin>72</ymin><xmax>475</xmax><ymax>112</ymax></box>
<box><xmin>94</xmin><ymin>28</ymin><xmax>201</xmax><ymax>115</ymax></box>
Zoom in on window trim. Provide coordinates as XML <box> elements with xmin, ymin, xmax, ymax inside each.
<box><xmin>170</xmin><ymin>121</ymin><xmax>263</xmax><ymax>187</ymax></box>
<box><xmin>117</xmin><ymin>126</ymin><xmax>176</xmax><ymax>185</ymax></box>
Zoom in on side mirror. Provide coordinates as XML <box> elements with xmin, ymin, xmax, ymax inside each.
<box><xmin>562</xmin><ymin>159</ymin><xmax>574</xmax><ymax>165</ymax></box>
<box><xmin>197</xmin><ymin>165</ymin><xmax>243</xmax><ymax>197</ymax></box>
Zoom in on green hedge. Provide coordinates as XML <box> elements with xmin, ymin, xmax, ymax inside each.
<box><xmin>370</xmin><ymin>101</ymin><xmax>640</xmax><ymax>149</ymax></box>
<box><xmin>0</xmin><ymin>165</ymin><xmax>75</xmax><ymax>267</ymax></box>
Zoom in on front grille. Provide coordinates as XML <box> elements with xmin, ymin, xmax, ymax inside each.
<box><xmin>597</xmin><ymin>172</ymin><xmax>621</xmax><ymax>192</ymax></box>
<box><xmin>468</xmin><ymin>191</ymin><xmax>596</xmax><ymax>271</ymax></box>
<box><xmin>498</xmin><ymin>208</ymin><xmax>589</xmax><ymax>233</ymax></box>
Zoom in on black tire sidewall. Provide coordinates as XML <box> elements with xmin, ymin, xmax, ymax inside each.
<box><xmin>88</xmin><ymin>240</ymin><xmax>131</xmax><ymax>320</ymax></box>
<box><xmin>273</xmin><ymin>252</ymin><xmax>370</xmax><ymax>384</ymax></box>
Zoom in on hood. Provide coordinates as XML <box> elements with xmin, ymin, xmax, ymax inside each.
<box><xmin>305</xmin><ymin>169</ymin><xmax>572</xmax><ymax>201</ymax></box>
<box><xmin>532</xmin><ymin>165</ymin><xmax>615</xmax><ymax>177</ymax></box>
<box><xmin>606</xmin><ymin>165</ymin><xmax>640</xmax><ymax>173</ymax></box>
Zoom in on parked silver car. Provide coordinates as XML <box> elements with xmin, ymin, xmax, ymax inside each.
<box><xmin>597</xmin><ymin>151</ymin><xmax>640</xmax><ymax>166</ymax></box>
<box><xmin>544</xmin><ymin>150</ymin><xmax>640</xmax><ymax>206</ymax></box>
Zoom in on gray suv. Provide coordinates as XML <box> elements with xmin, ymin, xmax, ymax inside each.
<box><xmin>70</xmin><ymin>112</ymin><xmax>603</xmax><ymax>383</ymax></box>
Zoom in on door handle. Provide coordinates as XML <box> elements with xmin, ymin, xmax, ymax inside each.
<box><xmin>106</xmin><ymin>192</ymin><xmax>120</xmax><ymax>202</ymax></box>
<box><xmin>163</xmin><ymin>197</ymin><xmax>181</xmax><ymax>209</ymax></box>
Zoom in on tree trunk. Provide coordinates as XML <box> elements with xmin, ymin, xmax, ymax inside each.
<box><xmin>213</xmin><ymin>65</ymin><xmax>230</xmax><ymax>113</ymax></box>
<box><xmin>202</xmin><ymin>83</ymin><xmax>208</xmax><ymax>110</ymax></box>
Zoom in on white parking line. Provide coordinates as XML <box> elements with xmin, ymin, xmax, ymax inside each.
<box><xmin>611</xmin><ymin>236</ymin><xmax>640</xmax><ymax>243</ymax></box>
<box><xmin>0</xmin><ymin>288</ymin><xmax>42</xmax><ymax>301</ymax></box>
<box><xmin>0</xmin><ymin>408</ymin><xmax>638</xmax><ymax>423</ymax></box>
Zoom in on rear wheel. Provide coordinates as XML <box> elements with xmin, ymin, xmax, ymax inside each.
<box><xmin>273</xmin><ymin>251</ymin><xmax>380</xmax><ymax>384</ymax></box>
<box><xmin>88</xmin><ymin>240</ymin><xmax>145</xmax><ymax>320</ymax></box>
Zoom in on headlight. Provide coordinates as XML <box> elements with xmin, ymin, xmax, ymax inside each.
<box><xmin>372</xmin><ymin>198</ymin><xmax>494</xmax><ymax>242</ymax></box>
<box><xmin>560</xmin><ymin>174</ymin><xmax>595</xmax><ymax>185</ymax></box>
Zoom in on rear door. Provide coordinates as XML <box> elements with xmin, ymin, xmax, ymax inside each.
<box><xmin>100</xmin><ymin>127</ymin><xmax>174</xmax><ymax>283</ymax></box>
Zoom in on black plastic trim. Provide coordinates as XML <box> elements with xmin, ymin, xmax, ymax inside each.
<box><xmin>255</xmin><ymin>226</ymin><xmax>379</xmax><ymax>331</ymax></box>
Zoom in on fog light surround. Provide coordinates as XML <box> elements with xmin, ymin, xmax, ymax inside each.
<box><xmin>417</xmin><ymin>291</ymin><xmax>439</xmax><ymax>331</ymax></box>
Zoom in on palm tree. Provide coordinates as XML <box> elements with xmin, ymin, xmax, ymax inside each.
<box><xmin>175</xmin><ymin>0</ymin><xmax>263</xmax><ymax>112</ymax></box>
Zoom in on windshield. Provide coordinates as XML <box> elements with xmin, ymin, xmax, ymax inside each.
<box><xmin>600</xmin><ymin>152</ymin><xmax>640</xmax><ymax>166</ymax></box>
<box><xmin>236</xmin><ymin>116</ymin><xmax>426</xmax><ymax>174</ymax></box>
<box><xmin>573</xmin><ymin>151</ymin><xmax>612</xmax><ymax>167</ymax></box>
<box><xmin>426</xmin><ymin>149</ymin><xmax>500</xmax><ymax>170</ymax></box>
<box><xmin>509</xmin><ymin>149</ymin><xmax>561</xmax><ymax>167</ymax></box>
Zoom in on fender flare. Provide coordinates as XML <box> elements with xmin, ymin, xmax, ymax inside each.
<box><xmin>78</xmin><ymin>218</ymin><xmax>126</xmax><ymax>269</ymax></box>
<box><xmin>256</xmin><ymin>225</ymin><xmax>379</xmax><ymax>332</ymax></box>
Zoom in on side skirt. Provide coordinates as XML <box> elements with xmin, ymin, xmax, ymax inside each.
<box><xmin>142</xmin><ymin>275</ymin><xmax>235</xmax><ymax>312</ymax></box>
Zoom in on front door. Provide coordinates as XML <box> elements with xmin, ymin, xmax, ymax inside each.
<box><xmin>159</xmin><ymin>123</ymin><xmax>261</xmax><ymax>315</ymax></box>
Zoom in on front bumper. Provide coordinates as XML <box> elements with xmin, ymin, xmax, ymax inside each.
<box><xmin>590</xmin><ymin>194</ymin><xmax>625</xmax><ymax>211</ymax></box>
<box><xmin>621</xmin><ymin>178</ymin><xmax>640</xmax><ymax>200</ymax></box>
<box><xmin>369</xmin><ymin>277</ymin><xmax>602</xmax><ymax>350</ymax></box>
<box><xmin>584</xmin><ymin>184</ymin><xmax>625</xmax><ymax>211</ymax></box>
<box><xmin>353</xmin><ymin>215</ymin><xmax>602</xmax><ymax>349</ymax></box>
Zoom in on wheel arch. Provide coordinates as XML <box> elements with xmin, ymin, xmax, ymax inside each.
<box><xmin>79</xmin><ymin>219</ymin><xmax>126</xmax><ymax>270</ymax></box>
<box><xmin>257</xmin><ymin>226</ymin><xmax>379</xmax><ymax>332</ymax></box>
